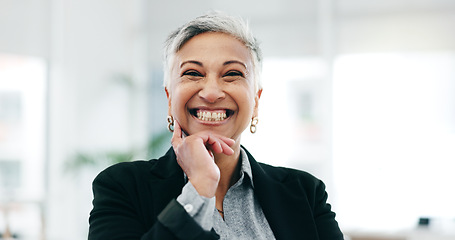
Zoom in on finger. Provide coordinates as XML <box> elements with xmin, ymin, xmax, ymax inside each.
<box><xmin>207</xmin><ymin>149</ymin><xmax>214</xmax><ymax>159</ymax></box>
<box><xmin>219</xmin><ymin>136</ymin><xmax>235</xmax><ymax>147</ymax></box>
<box><xmin>219</xmin><ymin>140</ymin><xmax>235</xmax><ymax>155</ymax></box>
<box><xmin>201</xmin><ymin>132</ymin><xmax>234</xmax><ymax>146</ymax></box>
<box><xmin>212</xmin><ymin>135</ymin><xmax>235</xmax><ymax>155</ymax></box>
<box><xmin>171</xmin><ymin>119</ymin><xmax>182</xmax><ymax>147</ymax></box>
<box><xmin>205</xmin><ymin>135</ymin><xmax>234</xmax><ymax>155</ymax></box>
<box><xmin>206</xmin><ymin>134</ymin><xmax>223</xmax><ymax>154</ymax></box>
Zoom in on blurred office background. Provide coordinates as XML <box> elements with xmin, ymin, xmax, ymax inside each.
<box><xmin>0</xmin><ymin>0</ymin><xmax>454</xmax><ymax>239</ymax></box>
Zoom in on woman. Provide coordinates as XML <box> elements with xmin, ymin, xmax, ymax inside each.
<box><xmin>89</xmin><ymin>12</ymin><xmax>343</xmax><ymax>240</ymax></box>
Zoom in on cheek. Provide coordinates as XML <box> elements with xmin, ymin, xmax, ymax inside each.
<box><xmin>171</xmin><ymin>94</ymin><xmax>184</xmax><ymax>114</ymax></box>
<box><xmin>170</xmin><ymin>86</ymin><xmax>192</xmax><ymax>113</ymax></box>
<box><xmin>235</xmin><ymin>90</ymin><xmax>256</xmax><ymax>114</ymax></box>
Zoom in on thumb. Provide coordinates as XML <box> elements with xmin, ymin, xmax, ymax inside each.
<box><xmin>171</xmin><ymin>119</ymin><xmax>182</xmax><ymax>146</ymax></box>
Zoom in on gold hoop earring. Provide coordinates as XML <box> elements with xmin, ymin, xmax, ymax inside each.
<box><xmin>250</xmin><ymin>117</ymin><xmax>258</xmax><ymax>133</ymax></box>
<box><xmin>167</xmin><ymin>115</ymin><xmax>174</xmax><ymax>132</ymax></box>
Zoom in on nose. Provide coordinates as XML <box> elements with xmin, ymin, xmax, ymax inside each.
<box><xmin>198</xmin><ymin>76</ymin><xmax>225</xmax><ymax>103</ymax></box>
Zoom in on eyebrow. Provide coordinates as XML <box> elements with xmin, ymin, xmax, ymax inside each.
<box><xmin>180</xmin><ymin>60</ymin><xmax>202</xmax><ymax>68</ymax></box>
<box><xmin>179</xmin><ymin>60</ymin><xmax>247</xmax><ymax>69</ymax></box>
<box><xmin>224</xmin><ymin>60</ymin><xmax>247</xmax><ymax>69</ymax></box>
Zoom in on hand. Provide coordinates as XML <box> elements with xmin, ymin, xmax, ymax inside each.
<box><xmin>171</xmin><ymin>120</ymin><xmax>235</xmax><ymax>197</ymax></box>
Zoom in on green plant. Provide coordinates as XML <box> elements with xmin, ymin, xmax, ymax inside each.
<box><xmin>65</xmin><ymin>129</ymin><xmax>171</xmax><ymax>173</ymax></box>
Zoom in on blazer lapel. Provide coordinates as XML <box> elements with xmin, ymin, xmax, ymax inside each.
<box><xmin>244</xmin><ymin>147</ymin><xmax>320</xmax><ymax>240</ymax></box>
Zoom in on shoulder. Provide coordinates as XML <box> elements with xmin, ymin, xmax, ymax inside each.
<box><xmin>242</xmin><ymin>146</ymin><xmax>323</xmax><ymax>191</ymax></box>
<box><xmin>93</xmin><ymin>160</ymin><xmax>157</xmax><ymax>187</ymax></box>
<box><xmin>99</xmin><ymin>159</ymin><xmax>157</xmax><ymax>176</ymax></box>
<box><xmin>258</xmin><ymin>162</ymin><xmax>322</xmax><ymax>187</ymax></box>
<box><xmin>93</xmin><ymin>148</ymin><xmax>177</xmax><ymax>185</ymax></box>
<box><xmin>254</xmin><ymin>162</ymin><xmax>330</xmax><ymax>210</ymax></box>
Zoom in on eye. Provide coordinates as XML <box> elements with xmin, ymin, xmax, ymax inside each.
<box><xmin>181</xmin><ymin>70</ymin><xmax>204</xmax><ymax>81</ymax></box>
<box><xmin>224</xmin><ymin>70</ymin><xmax>244</xmax><ymax>77</ymax></box>
<box><xmin>182</xmin><ymin>70</ymin><xmax>203</xmax><ymax>77</ymax></box>
<box><xmin>223</xmin><ymin>71</ymin><xmax>244</xmax><ymax>82</ymax></box>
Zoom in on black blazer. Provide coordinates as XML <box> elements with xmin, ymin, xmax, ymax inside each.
<box><xmin>88</xmin><ymin>147</ymin><xmax>343</xmax><ymax>240</ymax></box>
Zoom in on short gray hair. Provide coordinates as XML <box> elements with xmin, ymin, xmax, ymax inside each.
<box><xmin>163</xmin><ymin>12</ymin><xmax>263</xmax><ymax>91</ymax></box>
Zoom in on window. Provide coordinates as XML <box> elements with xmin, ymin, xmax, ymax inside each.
<box><xmin>333</xmin><ymin>52</ymin><xmax>455</xmax><ymax>231</ymax></box>
<box><xmin>0</xmin><ymin>53</ymin><xmax>46</xmax><ymax>239</ymax></box>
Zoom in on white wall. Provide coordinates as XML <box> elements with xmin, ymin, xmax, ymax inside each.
<box><xmin>337</xmin><ymin>11</ymin><xmax>455</xmax><ymax>53</ymax></box>
<box><xmin>46</xmin><ymin>1</ymin><xmax>149</xmax><ymax>239</ymax></box>
<box><xmin>0</xmin><ymin>0</ymin><xmax>50</xmax><ymax>57</ymax></box>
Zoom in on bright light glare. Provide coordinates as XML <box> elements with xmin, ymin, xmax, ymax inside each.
<box><xmin>333</xmin><ymin>52</ymin><xmax>455</xmax><ymax>231</ymax></box>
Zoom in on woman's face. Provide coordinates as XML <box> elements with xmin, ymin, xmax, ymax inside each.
<box><xmin>166</xmin><ymin>32</ymin><xmax>261</xmax><ymax>142</ymax></box>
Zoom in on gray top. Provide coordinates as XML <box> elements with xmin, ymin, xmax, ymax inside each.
<box><xmin>177</xmin><ymin>148</ymin><xmax>276</xmax><ymax>239</ymax></box>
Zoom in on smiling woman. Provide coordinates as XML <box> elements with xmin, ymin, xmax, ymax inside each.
<box><xmin>88</xmin><ymin>12</ymin><xmax>343</xmax><ymax>240</ymax></box>
<box><xmin>166</xmin><ymin>32</ymin><xmax>258</xmax><ymax>142</ymax></box>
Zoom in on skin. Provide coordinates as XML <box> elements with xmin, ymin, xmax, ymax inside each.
<box><xmin>165</xmin><ymin>32</ymin><xmax>262</xmax><ymax>215</ymax></box>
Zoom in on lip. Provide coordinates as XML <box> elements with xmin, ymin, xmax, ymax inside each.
<box><xmin>188</xmin><ymin>106</ymin><xmax>234</xmax><ymax>124</ymax></box>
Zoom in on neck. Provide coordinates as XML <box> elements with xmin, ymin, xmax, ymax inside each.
<box><xmin>214</xmin><ymin>141</ymin><xmax>242</xmax><ymax>198</ymax></box>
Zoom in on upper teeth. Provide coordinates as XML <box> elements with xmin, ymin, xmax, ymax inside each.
<box><xmin>197</xmin><ymin>111</ymin><xmax>227</xmax><ymax>121</ymax></box>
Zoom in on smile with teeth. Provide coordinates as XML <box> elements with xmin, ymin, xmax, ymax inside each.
<box><xmin>194</xmin><ymin>110</ymin><xmax>229</xmax><ymax>121</ymax></box>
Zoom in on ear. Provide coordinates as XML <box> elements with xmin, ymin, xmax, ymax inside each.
<box><xmin>253</xmin><ymin>88</ymin><xmax>263</xmax><ymax>117</ymax></box>
<box><xmin>165</xmin><ymin>87</ymin><xmax>172</xmax><ymax>116</ymax></box>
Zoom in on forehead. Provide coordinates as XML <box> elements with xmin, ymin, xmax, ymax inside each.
<box><xmin>174</xmin><ymin>32</ymin><xmax>253</xmax><ymax>68</ymax></box>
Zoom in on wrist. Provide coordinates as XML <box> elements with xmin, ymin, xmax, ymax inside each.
<box><xmin>189</xmin><ymin>174</ymin><xmax>219</xmax><ymax>198</ymax></box>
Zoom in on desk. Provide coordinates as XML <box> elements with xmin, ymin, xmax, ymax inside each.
<box><xmin>347</xmin><ymin>229</ymin><xmax>455</xmax><ymax>240</ymax></box>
